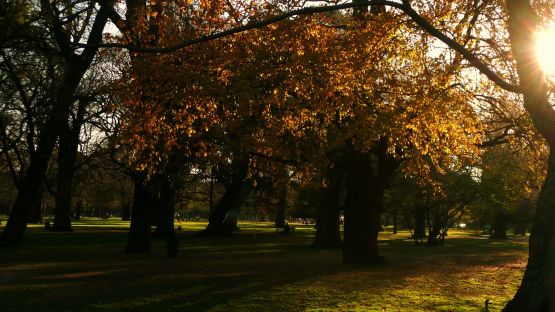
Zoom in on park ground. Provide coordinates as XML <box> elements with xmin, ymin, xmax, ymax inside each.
<box><xmin>0</xmin><ymin>218</ymin><xmax>527</xmax><ymax>311</ymax></box>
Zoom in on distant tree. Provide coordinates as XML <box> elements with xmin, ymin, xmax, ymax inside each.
<box><xmin>383</xmin><ymin>174</ymin><xmax>419</xmax><ymax>237</ymax></box>
<box><xmin>511</xmin><ymin>198</ymin><xmax>536</xmax><ymax>236</ymax></box>
<box><xmin>423</xmin><ymin>170</ymin><xmax>478</xmax><ymax>246</ymax></box>
<box><xmin>471</xmin><ymin>143</ymin><xmax>542</xmax><ymax>239</ymax></box>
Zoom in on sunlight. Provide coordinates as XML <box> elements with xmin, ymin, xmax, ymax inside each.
<box><xmin>536</xmin><ymin>26</ymin><xmax>555</xmax><ymax>75</ymax></box>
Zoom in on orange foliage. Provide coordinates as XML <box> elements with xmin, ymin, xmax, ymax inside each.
<box><xmin>116</xmin><ymin>1</ymin><xmax>487</xmax><ymax>180</ymax></box>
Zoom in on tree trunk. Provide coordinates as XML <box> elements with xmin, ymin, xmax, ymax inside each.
<box><xmin>27</xmin><ymin>189</ymin><xmax>44</xmax><ymax>224</ymax></box>
<box><xmin>121</xmin><ymin>203</ymin><xmax>131</xmax><ymax>221</ymax></box>
<box><xmin>203</xmin><ymin>155</ymin><xmax>249</xmax><ymax>235</ymax></box>
<box><xmin>313</xmin><ymin>162</ymin><xmax>344</xmax><ymax>249</ymax></box>
<box><xmin>205</xmin><ymin>189</ymin><xmax>234</xmax><ymax>234</ymax></box>
<box><xmin>514</xmin><ymin>223</ymin><xmax>527</xmax><ymax>236</ymax></box>
<box><xmin>490</xmin><ymin>210</ymin><xmax>509</xmax><ymax>239</ymax></box>
<box><xmin>427</xmin><ymin>217</ymin><xmax>444</xmax><ymax>247</ymax></box>
<box><xmin>52</xmin><ymin>100</ymin><xmax>86</xmax><ymax>232</ymax></box>
<box><xmin>74</xmin><ymin>201</ymin><xmax>82</xmax><ymax>220</ymax></box>
<box><xmin>1</xmin><ymin>128</ymin><xmax>56</xmax><ymax>244</ymax></box>
<box><xmin>392</xmin><ymin>212</ymin><xmax>398</xmax><ymax>234</ymax></box>
<box><xmin>274</xmin><ymin>183</ymin><xmax>287</xmax><ymax>228</ymax></box>
<box><xmin>209</xmin><ymin>167</ymin><xmax>215</xmax><ymax>218</ymax></box>
<box><xmin>504</xmin><ymin>1</ymin><xmax>555</xmax><ymax>310</ymax></box>
<box><xmin>342</xmin><ymin>139</ymin><xmax>399</xmax><ymax>264</ymax></box>
<box><xmin>153</xmin><ymin>175</ymin><xmax>175</xmax><ymax>239</ymax></box>
<box><xmin>343</xmin><ymin>150</ymin><xmax>382</xmax><ymax>264</ymax></box>
<box><xmin>413</xmin><ymin>203</ymin><xmax>427</xmax><ymax>239</ymax></box>
<box><xmin>505</xmin><ymin>147</ymin><xmax>555</xmax><ymax>311</ymax></box>
<box><xmin>126</xmin><ymin>174</ymin><xmax>152</xmax><ymax>253</ymax></box>
<box><xmin>53</xmin><ymin>134</ymin><xmax>74</xmax><ymax>231</ymax></box>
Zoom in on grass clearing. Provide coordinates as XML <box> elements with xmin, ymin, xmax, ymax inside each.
<box><xmin>0</xmin><ymin>220</ymin><xmax>527</xmax><ymax>311</ymax></box>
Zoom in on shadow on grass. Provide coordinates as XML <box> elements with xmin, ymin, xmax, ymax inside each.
<box><xmin>0</xmin><ymin>227</ymin><xmax>528</xmax><ymax>311</ymax></box>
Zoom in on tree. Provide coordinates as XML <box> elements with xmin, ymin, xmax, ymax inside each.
<box><xmin>472</xmin><ymin>143</ymin><xmax>542</xmax><ymax>239</ymax></box>
<box><xmin>114</xmin><ymin>1</ymin><xmax>483</xmax><ymax>265</ymax></box>
<box><xmin>52</xmin><ymin>99</ymin><xmax>87</xmax><ymax>231</ymax></box>
<box><xmin>0</xmin><ymin>2</ymin><xmax>54</xmax><ymax>224</ymax></box>
<box><xmin>424</xmin><ymin>170</ymin><xmax>477</xmax><ymax>246</ymax></box>
<box><xmin>0</xmin><ymin>0</ymin><xmax>114</xmax><ymax>245</ymax></box>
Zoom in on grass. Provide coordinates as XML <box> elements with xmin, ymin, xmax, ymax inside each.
<box><xmin>0</xmin><ymin>219</ymin><xmax>528</xmax><ymax>311</ymax></box>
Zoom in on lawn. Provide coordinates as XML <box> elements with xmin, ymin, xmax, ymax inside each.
<box><xmin>0</xmin><ymin>219</ymin><xmax>528</xmax><ymax>311</ymax></box>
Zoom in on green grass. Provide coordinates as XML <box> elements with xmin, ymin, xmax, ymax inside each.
<box><xmin>0</xmin><ymin>220</ymin><xmax>527</xmax><ymax>311</ymax></box>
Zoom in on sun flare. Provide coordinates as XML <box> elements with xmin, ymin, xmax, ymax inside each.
<box><xmin>536</xmin><ymin>27</ymin><xmax>555</xmax><ymax>75</ymax></box>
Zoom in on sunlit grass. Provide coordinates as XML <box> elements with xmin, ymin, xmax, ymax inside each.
<box><xmin>0</xmin><ymin>219</ymin><xmax>527</xmax><ymax>311</ymax></box>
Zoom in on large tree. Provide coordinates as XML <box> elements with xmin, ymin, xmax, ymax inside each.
<box><xmin>0</xmin><ymin>0</ymin><xmax>114</xmax><ymax>245</ymax></box>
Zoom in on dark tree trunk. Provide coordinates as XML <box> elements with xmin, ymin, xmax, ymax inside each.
<box><xmin>490</xmin><ymin>211</ymin><xmax>509</xmax><ymax>239</ymax></box>
<box><xmin>27</xmin><ymin>190</ymin><xmax>44</xmax><ymax>224</ymax></box>
<box><xmin>392</xmin><ymin>212</ymin><xmax>398</xmax><ymax>234</ymax></box>
<box><xmin>514</xmin><ymin>223</ymin><xmax>527</xmax><ymax>236</ymax></box>
<box><xmin>343</xmin><ymin>151</ymin><xmax>381</xmax><ymax>264</ymax></box>
<box><xmin>427</xmin><ymin>218</ymin><xmax>444</xmax><ymax>246</ymax></box>
<box><xmin>504</xmin><ymin>1</ymin><xmax>555</xmax><ymax>310</ymax></box>
<box><xmin>53</xmin><ymin>135</ymin><xmax>75</xmax><ymax>231</ymax></box>
<box><xmin>274</xmin><ymin>184</ymin><xmax>287</xmax><ymax>228</ymax></box>
<box><xmin>313</xmin><ymin>162</ymin><xmax>344</xmax><ymax>249</ymax></box>
<box><xmin>505</xmin><ymin>147</ymin><xmax>555</xmax><ymax>311</ymax></box>
<box><xmin>413</xmin><ymin>203</ymin><xmax>427</xmax><ymax>240</ymax></box>
<box><xmin>1</xmin><ymin>127</ymin><xmax>55</xmax><ymax>245</ymax></box>
<box><xmin>126</xmin><ymin>174</ymin><xmax>152</xmax><ymax>253</ymax></box>
<box><xmin>209</xmin><ymin>167</ymin><xmax>215</xmax><ymax>217</ymax></box>
<box><xmin>206</xmin><ymin>193</ymin><xmax>230</xmax><ymax>233</ymax></box>
<box><xmin>74</xmin><ymin>201</ymin><xmax>82</xmax><ymax>220</ymax></box>
<box><xmin>205</xmin><ymin>184</ymin><xmax>243</xmax><ymax>234</ymax></box>
<box><xmin>153</xmin><ymin>175</ymin><xmax>175</xmax><ymax>239</ymax></box>
<box><xmin>342</xmin><ymin>140</ymin><xmax>399</xmax><ymax>264</ymax></box>
<box><xmin>427</xmin><ymin>234</ymin><xmax>443</xmax><ymax>246</ymax></box>
<box><xmin>121</xmin><ymin>204</ymin><xmax>131</xmax><ymax>221</ymax></box>
<box><xmin>425</xmin><ymin>209</ymin><xmax>450</xmax><ymax>246</ymax></box>
<box><xmin>52</xmin><ymin>100</ymin><xmax>86</xmax><ymax>232</ymax></box>
<box><xmin>203</xmin><ymin>155</ymin><xmax>249</xmax><ymax>235</ymax></box>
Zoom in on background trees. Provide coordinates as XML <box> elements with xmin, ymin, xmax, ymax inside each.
<box><xmin>471</xmin><ymin>143</ymin><xmax>542</xmax><ymax>239</ymax></box>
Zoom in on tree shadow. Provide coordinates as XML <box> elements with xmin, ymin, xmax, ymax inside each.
<box><xmin>0</xmin><ymin>229</ymin><xmax>528</xmax><ymax>311</ymax></box>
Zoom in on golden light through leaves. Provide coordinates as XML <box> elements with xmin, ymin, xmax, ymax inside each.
<box><xmin>536</xmin><ymin>26</ymin><xmax>555</xmax><ymax>75</ymax></box>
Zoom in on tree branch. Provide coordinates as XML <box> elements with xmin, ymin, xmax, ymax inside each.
<box><xmin>71</xmin><ymin>0</ymin><xmax>520</xmax><ymax>93</ymax></box>
<box><xmin>399</xmin><ymin>0</ymin><xmax>519</xmax><ymax>93</ymax></box>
